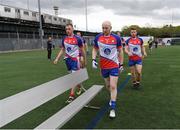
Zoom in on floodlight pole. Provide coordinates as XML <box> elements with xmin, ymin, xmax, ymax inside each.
<box><xmin>85</xmin><ymin>0</ymin><xmax>88</xmax><ymax>32</ymax></box>
<box><xmin>171</xmin><ymin>9</ymin><xmax>174</xmax><ymax>38</ymax></box>
<box><xmin>38</xmin><ymin>0</ymin><xmax>44</xmax><ymax>49</ymax></box>
<box><xmin>27</xmin><ymin>0</ymin><xmax>29</xmax><ymax>10</ymax></box>
<box><xmin>171</xmin><ymin>9</ymin><xmax>174</xmax><ymax>26</ymax></box>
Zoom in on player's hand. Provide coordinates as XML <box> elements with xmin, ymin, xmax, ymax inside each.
<box><xmin>92</xmin><ymin>59</ymin><xmax>98</xmax><ymax>69</ymax></box>
<box><xmin>80</xmin><ymin>63</ymin><xmax>84</xmax><ymax>68</ymax></box>
<box><xmin>80</xmin><ymin>58</ymin><xmax>84</xmax><ymax>68</ymax></box>
<box><xmin>119</xmin><ymin>63</ymin><xmax>124</xmax><ymax>73</ymax></box>
<box><xmin>53</xmin><ymin>59</ymin><xmax>58</xmax><ymax>64</ymax></box>
<box><xmin>84</xmin><ymin>60</ymin><xmax>87</xmax><ymax>67</ymax></box>
<box><xmin>80</xmin><ymin>58</ymin><xmax>87</xmax><ymax>68</ymax></box>
<box><xmin>142</xmin><ymin>53</ymin><xmax>147</xmax><ymax>59</ymax></box>
<box><xmin>128</xmin><ymin>52</ymin><xmax>133</xmax><ymax>56</ymax></box>
<box><xmin>144</xmin><ymin>52</ymin><xmax>147</xmax><ymax>57</ymax></box>
<box><xmin>81</xmin><ymin>61</ymin><xmax>86</xmax><ymax>68</ymax></box>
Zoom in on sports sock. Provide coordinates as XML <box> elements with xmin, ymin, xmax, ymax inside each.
<box><xmin>70</xmin><ymin>89</ymin><xmax>75</xmax><ymax>97</ymax></box>
<box><xmin>110</xmin><ymin>101</ymin><xmax>116</xmax><ymax>110</ymax></box>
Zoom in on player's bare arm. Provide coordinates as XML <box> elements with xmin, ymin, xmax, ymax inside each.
<box><xmin>142</xmin><ymin>45</ymin><xmax>147</xmax><ymax>57</ymax></box>
<box><xmin>118</xmin><ymin>47</ymin><xmax>124</xmax><ymax>65</ymax></box>
<box><xmin>54</xmin><ymin>48</ymin><xmax>65</xmax><ymax>64</ymax></box>
<box><xmin>92</xmin><ymin>47</ymin><xmax>98</xmax><ymax>60</ymax></box>
<box><xmin>80</xmin><ymin>47</ymin><xmax>87</xmax><ymax>67</ymax></box>
<box><xmin>125</xmin><ymin>45</ymin><xmax>132</xmax><ymax>56</ymax></box>
<box><xmin>92</xmin><ymin>47</ymin><xmax>98</xmax><ymax>69</ymax></box>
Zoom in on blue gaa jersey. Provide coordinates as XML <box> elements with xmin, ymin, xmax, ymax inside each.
<box><xmin>126</xmin><ymin>37</ymin><xmax>143</xmax><ymax>61</ymax></box>
<box><xmin>62</xmin><ymin>35</ymin><xmax>83</xmax><ymax>61</ymax></box>
<box><xmin>94</xmin><ymin>33</ymin><xmax>122</xmax><ymax>69</ymax></box>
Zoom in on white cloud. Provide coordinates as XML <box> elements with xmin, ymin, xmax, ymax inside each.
<box><xmin>1</xmin><ymin>0</ymin><xmax>180</xmax><ymax>32</ymax></box>
<box><xmin>62</xmin><ymin>6</ymin><xmax>154</xmax><ymax>32</ymax></box>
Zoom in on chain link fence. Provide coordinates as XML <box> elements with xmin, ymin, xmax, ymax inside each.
<box><xmin>0</xmin><ymin>32</ymin><xmax>95</xmax><ymax>52</ymax></box>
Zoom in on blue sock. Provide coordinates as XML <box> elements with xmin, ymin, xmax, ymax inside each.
<box><xmin>110</xmin><ymin>101</ymin><xmax>116</xmax><ymax>110</ymax></box>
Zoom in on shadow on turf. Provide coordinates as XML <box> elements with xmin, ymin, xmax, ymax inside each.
<box><xmin>126</xmin><ymin>84</ymin><xmax>144</xmax><ymax>91</ymax></box>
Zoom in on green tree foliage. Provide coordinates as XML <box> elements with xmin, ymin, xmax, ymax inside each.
<box><xmin>121</xmin><ymin>25</ymin><xmax>180</xmax><ymax>38</ymax></box>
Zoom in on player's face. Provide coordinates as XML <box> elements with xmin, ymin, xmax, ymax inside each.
<box><xmin>77</xmin><ymin>32</ymin><xmax>81</xmax><ymax>37</ymax></box>
<box><xmin>131</xmin><ymin>30</ymin><xmax>137</xmax><ymax>38</ymax></box>
<box><xmin>66</xmin><ymin>25</ymin><xmax>73</xmax><ymax>36</ymax></box>
<box><xmin>102</xmin><ymin>25</ymin><xmax>111</xmax><ymax>36</ymax></box>
<box><xmin>117</xmin><ymin>32</ymin><xmax>121</xmax><ymax>36</ymax></box>
<box><xmin>48</xmin><ymin>37</ymin><xmax>52</xmax><ymax>40</ymax></box>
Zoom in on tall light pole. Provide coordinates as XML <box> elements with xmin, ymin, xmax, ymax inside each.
<box><xmin>171</xmin><ymin>9</ymin><xmax>174</xmax><ymax>26</ymax></box>
<box><xmin>53</xmin><ymin>6</ymin><xmax>59</xmax><ymax>16</ymax></box>
<box><xmin>27</xmin><ymin>0</ymin><xmax>29</xmax><ymax>10</ymax></box>
<box><xmin>171</xmin><ymin>9</ymin><xmax>174</xmax><ymax>38</ymax></box>
<box><xmin>85</xmin><ymin>0</ymin><xmax>88</xmax><ymax>32</ymax></box>
<box><xmin>38</xmin><ymin>0</ymin><xmax>44</xmax><ymax>49</ymax></box>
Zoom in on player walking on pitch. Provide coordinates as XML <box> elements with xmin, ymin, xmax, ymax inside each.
<box><xmin>125</xmin><ymin>28</ymin><xmax>147</xmax><ymax>88</ymax></box>
<box><xmin>92</xmin><ymin>21</ymin><xmax>124</xmax><ymax>118</ymax></box>
<box><xmin>54</xmin><ymin>24</ymin><xmax>87</xmax><ymax>103</ymax></box>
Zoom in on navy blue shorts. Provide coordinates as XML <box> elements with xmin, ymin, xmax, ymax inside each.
<box><xmin>101</xmin><ymin>68</ymin><xmax>119</xmax><ymax>78</ymax></box>
<box><xmin>65</xmin><ymin>58</ymin><xmax>80</xmax><ymax>71</ymax></box>
<box><xmin>128</xmin><ymin>59</ymin><xmax>142</xmax><ymax>67</ymax></box>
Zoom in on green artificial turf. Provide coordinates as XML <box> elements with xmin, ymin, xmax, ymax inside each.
<box><xmin>0</xmin><ymin>46</ymin><xmax>180</xmax><ymax>129</ymax></box>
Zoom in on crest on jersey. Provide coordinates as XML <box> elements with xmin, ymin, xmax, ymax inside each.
<box><xmin>104</xmin><ymin>48</ymin><xmax>111</xmax><ymax>55</ymax></box>
<box><xmin>133</xmin><ymin>47</ymin><xmax>138</xmax><ymax>52</ymax></box>
<box><xmin>67</xmin><ymin>47</ymin><xmax>72</xmax><ymax>52</ymax></box>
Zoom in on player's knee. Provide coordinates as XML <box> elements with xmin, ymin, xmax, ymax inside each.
<box><xmin>137</xmin><ymin>71</ymin><xmax>142</xmax><ymax>75</ymax></box>
<box><xmin>106</xmin><ymin>84</ymin><xmax>110</xmax><ymax>89</ymax></box>
<box><xmin>110</xmin><ymin>84</ymin><xmax>117</xmax><ymax>90</ymax></box>
<box><xmin>130</xmin><ymin>70</ymin><xmax>136</xmax><ymax>75</ymax></box>
<box><xmin>131</xmin><ymin>73</ymin><xmax>136</xmax><ymax>77</ymax></box>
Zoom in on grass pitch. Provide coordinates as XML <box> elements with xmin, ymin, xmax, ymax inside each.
<box><xmin>0</xmin><ymin>46</ymin><xmax>180</xmax><ymax>129</ymax></box>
